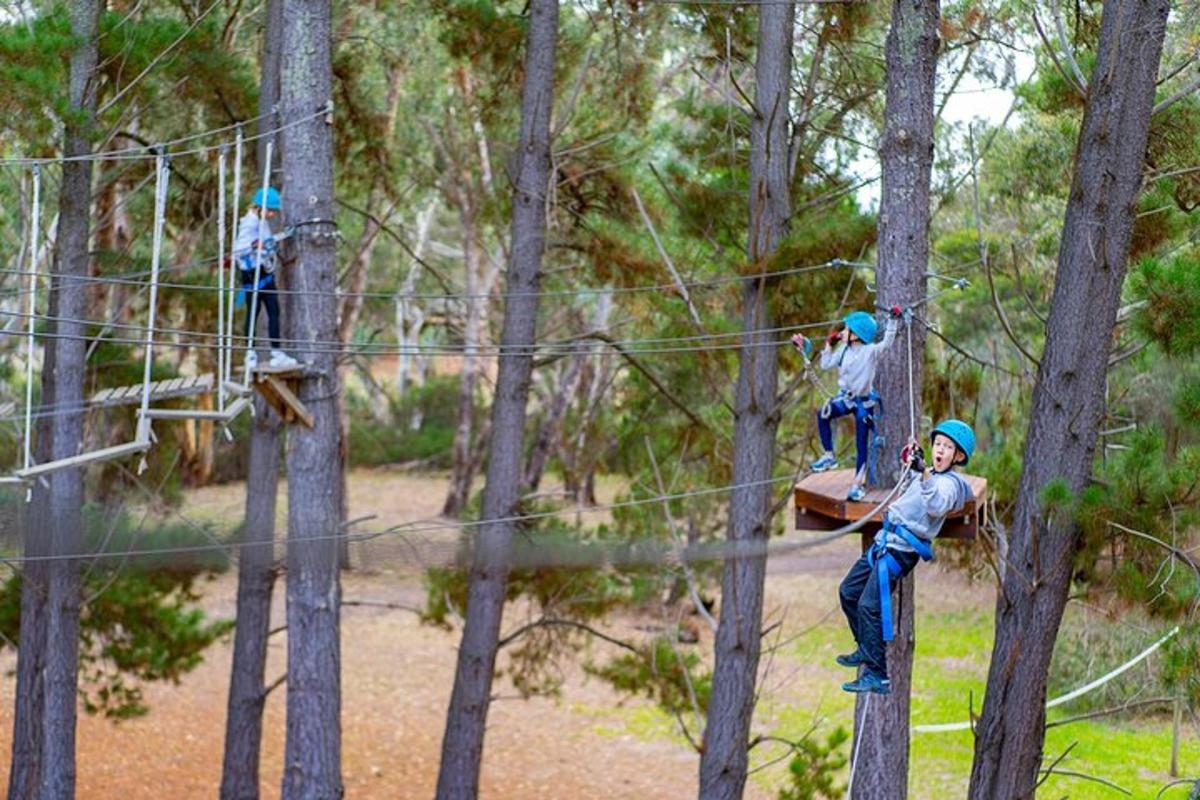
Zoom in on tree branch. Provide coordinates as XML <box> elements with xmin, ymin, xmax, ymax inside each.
<box><xmin>497</xmin><ymin>617</ymin><xmax>639</xmax><ymax>654</ymax></box>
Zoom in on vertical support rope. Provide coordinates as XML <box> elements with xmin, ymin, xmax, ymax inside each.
<box><xmin>137</xmin><ymin>151</ymin><xmax>170</xmax><ymax>444</ymax></box>
<box><xmin>242</xmin><ymin>139</ymin><xmax>273</xmax><ymax>384</ymax></box>
<box><xmin>905</xmin><ymin>312</ymin><xmax>916</xmax><ymax>442</ymax></box>
<box><xmin>22</xmin><ymin>164</ymin><xmax>41</xmax><ymax>498</ymax></box>
<box><xmin>217</xmin><ymin>146</ymin><xmax>227</xmax><ymax>413</ymax></box>
<box><xmin>845</xmin><ymin>693</ymin><xmax>872</xmax><ymax>800</ymax></box>
<box><xmin>226</xmin><ymin>128</ymin><xmax>243</xmax><ymax>390</ymax></box>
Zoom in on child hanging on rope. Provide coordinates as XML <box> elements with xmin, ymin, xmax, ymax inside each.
<box><xmin>234</xmin><ymin>186</ymin><xmax>297</xmax><ymax>369</ymax></box>
<box><xmin>794</xmin><ymin>310</ymin><xmax>899</xmax><ymax>501</ymax></box>
<box><xmin>836</xmin><ymin>419</ymin><xmax>976</xmax><ymax>694</ymax></box>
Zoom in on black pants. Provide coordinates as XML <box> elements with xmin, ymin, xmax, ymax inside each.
<box><xmin>242</xmin><ymin>272</ymin><xmax>281</xmax><ymax>350</ymax></box>
<box><xmin>838</xmin><ymin>546</ymin><xmax>919</xmax><ymax>679</ymax></box>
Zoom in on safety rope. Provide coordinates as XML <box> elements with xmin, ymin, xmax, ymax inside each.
<box><xmin>242</xmin><ymin>140</ymin><xmax>274</xmax><ymax>383</ymax></box>
<box><xmin>22</xmin><ymin>165</ymin><xmax>41</xmax><ymax>500</ymax></box>
<box><xmin>845</xmin><ymin>694</ymin><xmax>872</xmax><ymax>800</ymax></box>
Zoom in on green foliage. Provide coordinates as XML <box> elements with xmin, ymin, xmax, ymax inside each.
<box><xmin>1038</xmin><ymin>477</ymin><xmax>1075</xmax><ymax>519</ymax></box>
<box><xmin>777</xmin><ymin>727</ymin><xmax>849</xmax><ymax>800</ymax></box>
<box><xmin>346</xmin><ymin>377</ymin><xmax>460</xmax><ymax>468</ymax></box>
<box><xmin>1130</xmin><ymin>255</ymin><xmax>1200</xmax><ymax>357</ymax></box>
<box><xmin>584</xmin><ymin>635</ymin><xmax>711</xmax><ymax>717</ymax></box>
<box><xmin>0</xmin><ymin>509</ymin><xmax>230</xmax><ymax>720</ymax></box>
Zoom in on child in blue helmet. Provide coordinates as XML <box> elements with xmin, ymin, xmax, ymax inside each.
<box><xmin>801</xmin><ymin>310</ymin><xmax>899</xmax><ymax>501</ymax></box>
<box><xmin>234</xmin><ymin>186</ymin><xmax>296</xmax><ymax>369</ymax></box>
<box><xmin>836</xmin><ymin>419</ymin><xmax>976</xmax><ymax>694</ymax></box>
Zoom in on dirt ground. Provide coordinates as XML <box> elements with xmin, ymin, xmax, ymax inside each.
<box><xmin>0</xmin><ymin>470</ymin><xmax>992</xmax><ymax>799</ymax></box>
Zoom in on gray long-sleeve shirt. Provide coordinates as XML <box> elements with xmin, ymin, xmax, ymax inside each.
<box><xmin>818</xmin><ymin>318</ymin><xmax>899</xmax><ymax>398</ymax></box>
<box><xmin>876</xmin><ymin>469</ymin><xmax>971</xmax><ymax>552</ymax></box>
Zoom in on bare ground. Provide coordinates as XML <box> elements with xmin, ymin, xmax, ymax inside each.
<box><xmin>0</xmin><ymin>469</ymin><xmax>993</xmax><ymax>799</ymax></box>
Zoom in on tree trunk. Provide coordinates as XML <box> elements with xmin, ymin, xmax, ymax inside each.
<box><xmin>523</xmin><ymin>354</ymin><xmax>584</xmax><ymax>493</ymax></box>
<box><xmin>279</xmin><ymin>0</ymin><xmax>343</xmax><ymax>796</ymax></box>
<box><xmin>8</xmin><ymin>3</ymin><xmax>103</xmax><ymax>797</ymax></box>
<box><xmin>442</xmin><ymin>206</ymin><xmax>484</xmax><ymax>517</ymax></box>
<box><xmin>434</xmin><ymin>2</ymin><xmax>558</xmax><ymax>796</ymax></box>
<box><xmin>968</xmin><ymin>0</ymin><xmax>1168</xmax><ymax>796</ymax></box>
<box><xmin>220</xmin><ymin>397</ymin><xmax>281</xmax><ymax>800</ymax></box>
<box><xmin>853</xmin><ymin>0</ymin><xmax>939</xmax><ymax>795</ymax></box>
<box><xmin>697</xmin><ymin>2</ymin><xmax>794</xmax><ymax>797</ymax></box>
<box><xmin>220</xmin><ymin>5</ymin><xmax>285</xmax><ymax>793</ymax></box>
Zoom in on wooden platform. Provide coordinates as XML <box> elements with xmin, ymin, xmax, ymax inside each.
<box><xmin>88</xmin><ymin>373</ymin><xmax>214</xmax><ymax>408</ymax></box>
<box><xmin>794</xmin><ymin>468</ymin><xmax>987</xmax><ymax>541</ymax></box>
<box><xmin>250</xmin><ymin>365</ymin><xmax>314</xmax><ymax>428</ymax></box>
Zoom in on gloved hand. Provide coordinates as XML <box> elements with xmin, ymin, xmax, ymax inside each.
<box><xmin>791</xmin><ymin>333</ymin><xmax>813</xmax><ymax>358</ymax></box>
<box><xmin>889</xmin><ymin>304</ymin><xmax>903</xmax><ymax>319</ymax></box>
<box><xmin>901</xmin><ymin>442</ymin><xmax>926</xmax><ymax>473</ymax></box>
<box><xmin>826</xmin><ymin>328</ymin><xmax>842</xmax><ymax>347</ymax></box>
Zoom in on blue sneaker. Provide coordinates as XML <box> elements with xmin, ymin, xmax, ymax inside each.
<box><xmin>846</xmin><ymin>484</ymin><xmax>867</xmax><ymax>502</ymax></box>
<box><xmin>836</xmin><ymin>650</ymin><xmax>866</xmax><ymax>668</ymax></box>
<box><xmin>810</xmin><ymin>454</ymin><xmax>838</xmax><ymax>472</ymax></box>
<box><xmin>842</xmin><ymin>672</ymin><xmax>891</xmax><ymax>695</ymax></box>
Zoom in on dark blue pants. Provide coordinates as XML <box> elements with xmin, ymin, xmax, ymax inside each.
<box><xmin>242</xmin><ymin>272</ymin><xmax>281</xmax><ymax>350</ymax></box>
<box><xmin>838</xmin><ymin>547</ymin><xmax>919</xmax><ymax>678</ymax></box>
<box><xmin>818</xmin><ymin>396</ymin><xmax>873</xmax><ymax>474</ymax></box>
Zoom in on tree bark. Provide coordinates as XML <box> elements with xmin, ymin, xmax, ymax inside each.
<box><xmin>279</xmin><ymin>0</ymin><xmax>343</xmax><ymax>797</ymax></box>
<box><xmin>220</xmin><ymin>398</ymin><xmax>281</xmax><ymax>800</ymax></box>
<box><xmin>853</xmin><ymin>0</ymin><xmax>939</xmax><ymax>796</ymax></box>
<box><xmin>697</xmin><ymin>3</ymin><xmax>794</xmax><ymax>798</ymax></box>
<box><xmin>8</xmin><ymin>2</ymin><xmax>103</xmax><ymax>797</ymax></box>
<box><xmin>434</xmin><ymin>2</ymin><xmax>558</xmax><ymax>797</ymax></box>
<box><xmin>220</xmin><ymin>5</ymin><xmax>285</xmax><ymax>793</ymax></box>
<box><xmin>968</xmin><ymin>0</ymin><xmax>1169</xmax><ymax>796</ymax></box>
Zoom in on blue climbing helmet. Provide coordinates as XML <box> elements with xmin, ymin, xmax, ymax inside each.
<box><xmin>843</xmin><ymin>311</ymin><xmax>878</xmax><ymax>344</ymax></box>
<box><xmin>253</xmin><ymin>186</ymin><xmax>282</xmax><ymax>211</ymax></box>
<box><xmin>931</xmin><ymin>419</ymin><xmax>976</xmax><ymax>465</ymax></box>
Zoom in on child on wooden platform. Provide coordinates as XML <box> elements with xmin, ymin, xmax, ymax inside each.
<box><xmin>798</xmin><ymin>310</ymin><xmax>899</xmax><ymax>502</ymax></box>
<box><xmin>234</xmin><ymin>186</ymin><xmax>297</xmax><ymax>369</ymax></box>
<box><xmin>835</xmin><ymin>419</ymin><xmax>976</xmax><ymax>695</ymax></box>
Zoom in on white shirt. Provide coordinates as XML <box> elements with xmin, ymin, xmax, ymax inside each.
<box><xmin>233</xmin><ymin>209</ymin><xmax>277</xmax><ymax>274</ymax></box>
<box><xmin>877</xmin><ymin>469</ymin><xmax>971</xmax><ymax>551</ymax></box>
<box><xmin>818</xmin><ymin>318</ymin><xmax>898</xmax><ymax>398</ymax></box>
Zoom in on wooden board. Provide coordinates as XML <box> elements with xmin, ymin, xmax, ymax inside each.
<box><xmin>140</xmin><ymin>397</ymin><xmax>250</xmax><ymax>422</ymax></box>
<box><xmin>254</xmin><ymin>374</ymin><xmax>314</xmax><ymax>428</ymax></box>
<box><xmin>88</xmin><ymin>373</ymin><xmax>215</xmax><ymax>408</ymax></box>
<box><xmin>16</xmin><ymin>439</ymin><xmax>151</xmax><ymax>480</ymax></box>
<box><xmin>794</xmin><ymin>468</ymin><xmax>987</xmax><ymax>541</ymax></box>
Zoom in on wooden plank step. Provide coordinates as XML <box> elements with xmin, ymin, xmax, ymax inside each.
<box><xmin>88</xmin><ymin>373</ymin><xmax>215</xmax><ymax>408</ymax></box>
<box><xmin>16</xmin><ymin>439</ymin><xmax>151</xmax><ymax>480</ymax></box>
<box><xmin>794</xmin><ymin>468</ymin><xmax>987</xmax><ymax>541</ymax></box>
<box><xmin>140</xmin><ymin>397</ymin><xmax>250</xmax><ymax>422</ymax></box>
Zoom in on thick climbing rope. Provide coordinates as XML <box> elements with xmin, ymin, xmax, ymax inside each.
<box><xmin>136</xmin><ymin>152</ymin><xmax>171</xmax><ymax>448</ymax></box>
<box><xmin>22</xmin><ymin>165</ymin><xmax>41</xmax><ymax>497</ymax></box>
<box><xmin>216</xmin><ymin>145</ymin><xmax>228</xmax><ymax>413</ymax></box>
<box><xmin>225</xmin><ymin>128</ymin><xmax>244</xmax><ymax>391</ymax></box>
<box><xmin>242</xmin><ymin>139</ymin><xmax>274</xmax><ymax>383</ymax></box>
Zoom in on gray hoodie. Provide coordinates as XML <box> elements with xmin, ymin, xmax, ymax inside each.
<box><xmin>818</xmin><ymin>318</ymin><xmax>899</xmax><ymax>398</ymax></box>
<box><xmin>876</xmin><ymin>469</ymin><xmax>971</xmax><ymax>552</ymax></box>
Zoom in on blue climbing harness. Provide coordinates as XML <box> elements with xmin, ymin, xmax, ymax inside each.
<box><xmin>866</xmin><ymin>519</ymin><xmax>935</xmax><ymax>642</ymax></box>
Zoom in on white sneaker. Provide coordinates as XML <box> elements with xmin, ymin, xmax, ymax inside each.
<box><xmin>244</xmin><ymin>350</ymin><xmax>258</xmax><ymax>369</ymax></box>
<box><xmin>269</xmin><ymin>349</ymin><xmax>298</xmax><ymax>368</ymax></box>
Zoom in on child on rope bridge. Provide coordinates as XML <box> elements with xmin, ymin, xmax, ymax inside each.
<box><xmin>836</xmin><ymin>419</ymin><xmax>976</xmax><ymax>695</ymax></box>
<box><xmin>234</xmin><ymin>186</ymin><xmax>297</xmax><ymax>369</ymax></box>
<box><xmin>793</xmin><ymin>310</ymin><xmax>900</xmax><ymax>502</ymax></box>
